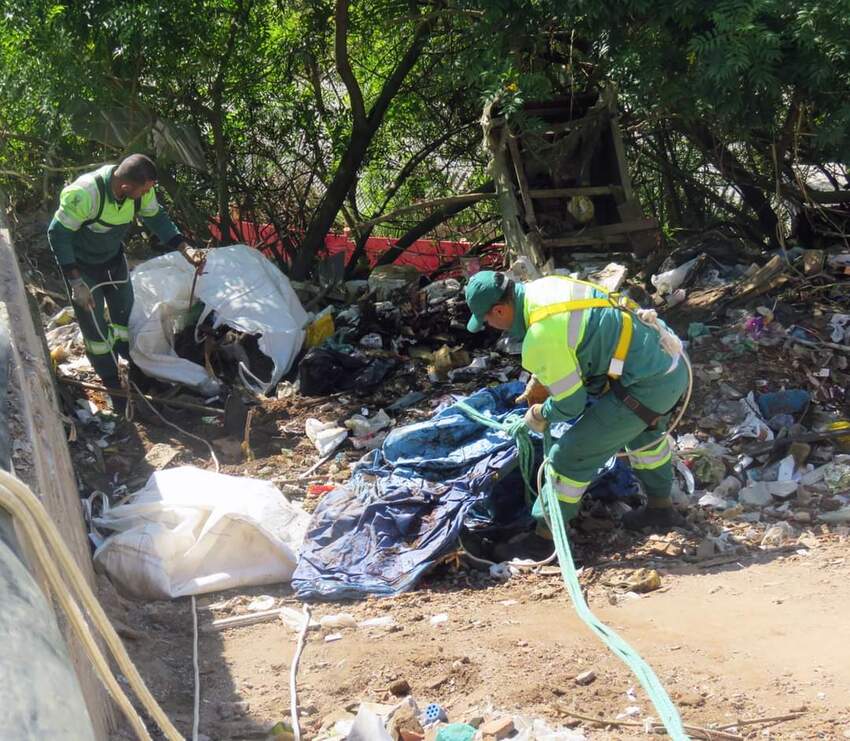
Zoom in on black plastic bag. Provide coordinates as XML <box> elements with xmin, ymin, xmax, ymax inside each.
<box><xmin>298</xmin><ymin>348</ymin><xmax>396</xmax><ymax>396</ymax></box>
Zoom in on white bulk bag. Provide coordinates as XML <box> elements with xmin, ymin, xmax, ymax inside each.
<box><xmin>129</xmin><ymin>244</ymin><xmax>308</xmax><ymax>394</ymax></box>
<box><xmin>92</xmin><ymin>466</ymin><xmax>309</xmax><ymax>600</ymax></box>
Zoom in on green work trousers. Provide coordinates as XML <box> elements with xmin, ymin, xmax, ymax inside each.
<box><xmin>532</xmin><ymin>359</ymin><xmax>689</xmax><ymax>528</ymax></box>
<box><xmin>64</xmin><ymin>252</ymin><xmax>134</xmax><ymax>388</ymax></box>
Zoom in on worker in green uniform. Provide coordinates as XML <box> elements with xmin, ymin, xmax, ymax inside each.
<box><xmin>47</xmin><ymin>154</ymin><xmax>205</xmax><ymax>412</ymax></box>
<box><xmin>465</xmin><ymin>270</ymin><xmax>689</xmax><ymax>534</ymax></box>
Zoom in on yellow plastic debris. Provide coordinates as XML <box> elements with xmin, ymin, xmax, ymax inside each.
<box><xmin>304</xmin><ymin>311</ymin><xmax>335</xmax><ymax>349</ymax></box>
<box><xmin>827</xmin><ymin>420</ymin><xmax>850</xmax><ymax>452</ymax></box>
<box><xmin>627</xmin><ymin>568</ymin><xmax>662</xmax><ymax>593</ymax></box>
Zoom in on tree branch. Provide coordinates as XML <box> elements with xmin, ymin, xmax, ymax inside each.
<box><xmin>335</xmin><ymin>0</ymin><xmax>367</xmax><ymax>128</ymax></box>
<box><xmin>376</xmin><ymin>121</ymin><xmax>477</xmax><ymax>215</ymax></box>
<box><xmin>365</xmin><ymin>14</ymin><xmax>435</xmax><ymax>129</ymax></box>
<box><xmin>354</xmin><ymin>190</ymin><xmax>496</xmax><ymax>230</ymax></box>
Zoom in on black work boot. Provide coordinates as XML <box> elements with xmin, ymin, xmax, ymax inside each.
<box><xmin>621</xmin><ymin>500</ymin><xmax>685</xmax><ymax>533</ymax></box>
<box><xmin>493</xmin><ymin>530</ymin><xmax>556</xmax><ymax>562</ymax></box>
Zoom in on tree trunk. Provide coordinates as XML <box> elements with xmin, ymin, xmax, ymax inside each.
<box><xmin>291</xmin><ymin>2</ymin><xmax>434</xmax><ymax>279</ymax></box>
<box><xmin>655</xmin><ymin>127</ymin><xmax>684</xmax><ymax>228</ymax></box>
<box><xmin>210</xmin><ymin>108</ymin><xmax>232</xmax><ymax>244</ymax></box>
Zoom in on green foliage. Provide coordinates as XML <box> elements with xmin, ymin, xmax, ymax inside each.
<box><xmin>2</xmin><ymin>0</ymin><xmax>850</xmax><ymax>267</ymax></box>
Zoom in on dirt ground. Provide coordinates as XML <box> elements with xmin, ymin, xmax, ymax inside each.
<box><xmin>104</xmin><ymin>535</ymin><xmax>850</xmax><ymax>740</ymax></box>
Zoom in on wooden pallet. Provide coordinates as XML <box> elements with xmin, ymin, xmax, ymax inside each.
<box><xmin>484</xmin><ymin>88</ymin><xmax>658</xmax><ymax>267</ymax></box>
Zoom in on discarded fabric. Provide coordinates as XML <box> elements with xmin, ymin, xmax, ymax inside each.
<box><xmin>292</xmin><ymin>382</ymin><xmax>637</xmax><ymax>600</ymax></box>
<box><xmin>298</xmin><ymin>347</ymin><xmax>396</xmax><ymax>396</ymax></box>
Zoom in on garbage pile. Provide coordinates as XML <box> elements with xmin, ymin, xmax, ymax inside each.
<box><xmin>669</xmin><ymin>350</ymin><xmax>850</xmax><ymax>555</ymax></box>
<box><xmin>653</xmin><ymin>250</ymin><xmax>850</xmax><ymax>558</ymax></box>
<box><xmin>309</xmin><ymin>695</ymin><xmax>584</xmax><ymax>741</ymax></box>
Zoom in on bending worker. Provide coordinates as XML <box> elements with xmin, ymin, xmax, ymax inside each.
<box><xmin>47</xmin><ymin>153</ymin><xmax>205</xmax><ymax>412</ymax></box>
<box><xmin>465</xmin><ymin>270</ymin><xmax>689</xmax><ymax>533</ymax></box>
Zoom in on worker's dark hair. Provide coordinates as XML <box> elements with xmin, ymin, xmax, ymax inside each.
<box><xmin>114</xmin><ymin>153</ymin><xmax>158</xmax><ymax>184</ymax></box>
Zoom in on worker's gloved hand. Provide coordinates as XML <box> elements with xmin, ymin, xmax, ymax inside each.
<box><xmin>516</xmin><ymin>374</ymin><xmax>549</xmax><ymax>406</ymax></box>
<box><xmin>524</xmin><ymin>403</ymin><xmax>548</xmax><ymax>433</ymax></box>
<box><xmin>179</xmin><ymin>244</ymin><xmax>208</xmax><ymax>268</ymax></box>
<box><xmin>69</xmin><ymin>277</ymin><xmax>94</xmax><ymax>310</ymax></box>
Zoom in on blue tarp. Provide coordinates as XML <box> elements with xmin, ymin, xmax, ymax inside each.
<box><xmin>291</xmin><ymin>382</ymin><xmax>637</xmax><ymax>600</ymax></box>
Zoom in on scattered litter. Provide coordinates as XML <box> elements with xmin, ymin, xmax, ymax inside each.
<box><xmin>144</xmin><ymin>442</ymin><xmax>180</xmax><ymax>470</ymax></box>
<box><xmin>305</xmin><ymin>418</ymin><xmax>348</xmax><ymax>456</ymax></box>
<box><xmin>368</xmin><ymin>264</ymin><xmax>420</xmax><ymax>299</ymax></box>
<box><xmin>435</xmin><ymin>723</ymin><xmax>477</xmax><ymax>741</ymax></box>
<box><xmin>824</xmin><ymin>462</ymin><xmax>850</xmax><ymax>493</ymax></box>
<box><xmin>757</xmin><ymin>389</ymin><xmax>811</xmax><ymax>418</ymax></box>
<box><xmin>698</xmin><ymin>492</ymin><xmax>730</xmax><ymax>510</ymax></box>
<box><xmin>421</xmin><ymin>703</ymin><xmax>449</xmax><ymax>726</ymax></box>
<box><xmin>358</xmin><ymin>616</ymin><xmax>396</xmax><ymax>629</ymax></box>
<box><xmin>575</xmin><ymin>670</ymin><xmax>597</xmax><ymax>686</ymax></box>
<box><xmin>651</xmin><ymin>256</ymin><xmax>700</xmax><ymax>296</ymax></box>
<box><xmin>429</xmin><ymin>613</ymin><xmax>449</xmax><ymax>626</ymax></box>
<box><xmin>615</xmin><ymin>706</ymin><xmax>641</xmax><ymax>721</ymax></box>
<box><xmin>489</xmin><ymin>563</ymin><xmax>511</xmax><ymax>580</ymax></box>
<box><xmin>345</xmin><ymin>409</ymin><xmax>392</xmax><ymax>450</ymax></box>
<box><xmin>359</xmin><ymin>332</ymin><xmax>384</xmax><ymax>350</ymax></box>
<box><xmin>387</xmin><ymin>391</ymin><xmax>427</xmax><ymax>412</ymax></box>
<box><xmin>319</xmin><ymin>613</ymin><xmax>357</xmax><ymax>630</ymax></box>
<box><xmin>761</xmin><ymin>521</ymin><xmax>795</xmax><ymax>547</ymax></box>
<box><xmin>829</xmin><ymin>314</ymin><xmax>850</xmax><ymax>343</ymax></box>
<box><xmin>624</xmin><ymin>568</ymin><xmax>662</xmax><ymax>593</ymax></box>
<box><xmin>246</xmin><ymin>595</ymin><xmax>277</xmax><ymax>612</ymax></box>
<box><xmin>324</xmin><ymin>633</ymin><xmax>343</xmax><ymax>643</ymax></box>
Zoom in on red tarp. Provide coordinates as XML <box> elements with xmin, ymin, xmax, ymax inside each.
<box><xmin>209</xmin><ymin>220</ymin><xmax>494</xmax><ymax>274</ymax></box>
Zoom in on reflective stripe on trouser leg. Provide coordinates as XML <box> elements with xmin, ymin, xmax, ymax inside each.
<box><xmin>84</xmin><ymin>336</ymin><xmax>113</xmax><ymax>355</ymax></box>
<box><xmin>547</xmin><ymin>463</ymin><xmax>589</xmax><ymax>503</ymax></box>
<box><xmin>110</xmin><ymin>324</ymin><xmax>129</xmax><ymax>342</ymax></box>
<box><xmin>627</xmin><ymin>435</ymin><xmax>672</xmax><ymax>470</ymax></box>
<box><xmin>532</xmin><ymin>464</ymin><xmax>589</xmax><ymax>529</ymax></box>
<box><xmin>626</xmin><ymin>422</ymin><xmax>676</xmax><ymax>500</ymax></box>
<box><xmin>531</xmin><ymin>463</ymin><xmax>590</xmax><ymax>528</ymax></box>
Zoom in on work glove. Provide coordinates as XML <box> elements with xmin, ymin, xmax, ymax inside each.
<box><xmin>524</xmin><ymin>403</ymin><xmax>548</xmax><ymax>433</ymax></box>
<box><xmin>179</xmin><ymin>244</ymin><xmax>208</xmax><ymax>268</ymax></box>
<box><xmin>516</xmin><ymin>374</ymin><xmax>550</xmax><ymax>406</ymax></box>
<box><xmin>69</xmin><ymin>277</ymin><xmax>94</xmax><ymax>310</ymax></box>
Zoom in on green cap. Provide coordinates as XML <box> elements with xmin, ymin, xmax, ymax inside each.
<box><xmin>464</xmin><ymin>270</ymin><xmax>507</xmax><ymax>333</ymax></box>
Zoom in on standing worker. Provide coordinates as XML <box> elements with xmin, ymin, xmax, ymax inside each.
<box><xmin>465</xmin><ymin>270</ymin><xmax>690</xmax><ymax>534</ymax></box>
<box><xmin>47</xmin><ymin>154</ymin><xmax>205</xmax><ymax>412</ymax></box>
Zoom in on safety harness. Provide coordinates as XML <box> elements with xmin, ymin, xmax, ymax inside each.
<box><xmin>525</xmin><ymin>280</ymin><xmax>639</xmax><ymax>379</ymax></box>
<box><xmin>81</xmin><ymin>173</ymin><xmax>142</xmax><ymax>230</ymax></box>
<box><xmin>525</xmin><ymin>279</ymin><xmax>675</xmax><ymax>425</ymax></box>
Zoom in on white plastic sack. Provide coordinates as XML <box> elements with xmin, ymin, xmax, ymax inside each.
<box><xmin>92</xmin><ymin>466</ymin><xmax>309</xmax><ymax>600</ymax></box>
<box><xmin>650</xmin><ymin>257</ymin><xmax>699</xmax><ymax>296</ymax></box>
<box><xmin>129</xmin><ymin>244</ymin><xmax>308</xmax><ymax>394</ymax></box>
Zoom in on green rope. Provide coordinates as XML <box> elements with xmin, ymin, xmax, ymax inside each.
<box><xmin>455</xmin><ymin>400</ymin><xmax>689</xmax><ymax>740</ymax></box>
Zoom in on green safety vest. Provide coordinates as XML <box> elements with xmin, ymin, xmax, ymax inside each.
<box><xmin>54</xmin><ymin>164</ymin><xmax>159</xmax><ymax>234</ymax></box>
<box><xmin>521</xmin><ymin>276</ymin><xmax>638</xmax><ymax>404</ymax></box>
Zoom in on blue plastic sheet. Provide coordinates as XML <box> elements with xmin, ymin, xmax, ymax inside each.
<box><xmin>291</xmin><ymin>382</ymin><xmax>637</xmax><ymax>600</ymax></box>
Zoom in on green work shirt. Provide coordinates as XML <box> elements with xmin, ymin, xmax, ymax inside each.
<box><xmin>47</xmin><ymin>164</ymin><xmax>182</xmax><ymax>270</ymax></box>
